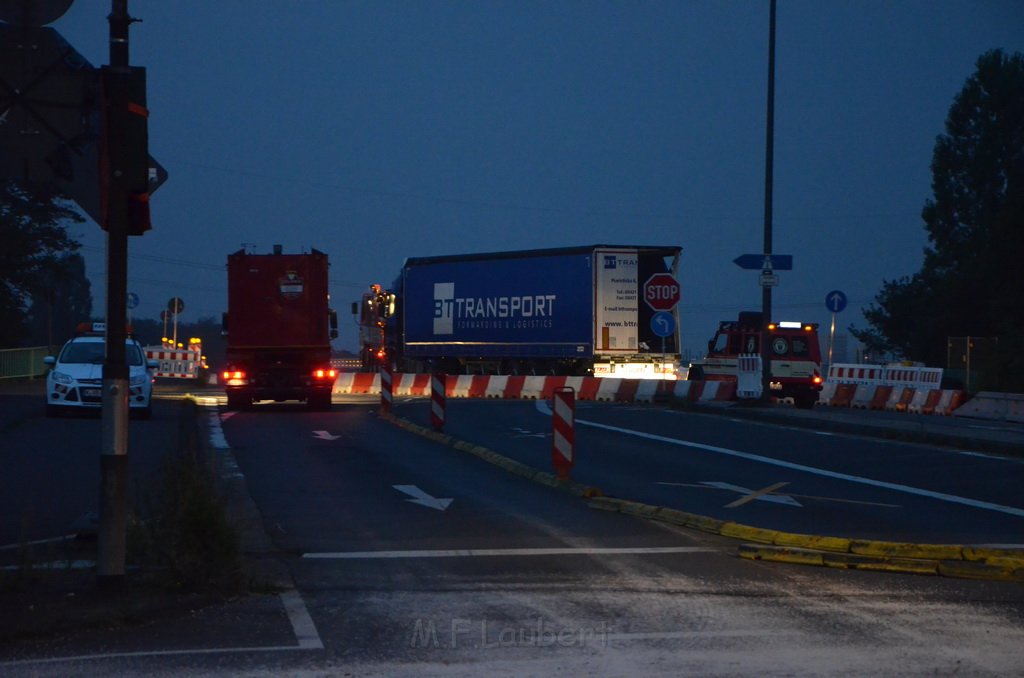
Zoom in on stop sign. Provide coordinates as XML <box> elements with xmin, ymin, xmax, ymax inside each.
<box><xmin>643</xmin><ymin>273</ymin><xmax>680</xmax><ymax>311</ymax></box>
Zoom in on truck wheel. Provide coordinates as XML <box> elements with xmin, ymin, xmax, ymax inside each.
<box><xmin>308</xmin><ymin>393</ymin><xmax>332</xmax><ymax>411</ymax></box>
<box><xmin>794</xmin><ymin>393</ymin><xmax>817</xmax><ymax>409</ymax></box>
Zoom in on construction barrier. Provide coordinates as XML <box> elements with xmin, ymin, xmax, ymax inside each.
<box><xmin>334</xmin><ymin>373</ymin><xmax>679</xmax><ymax>403</ymax></box>
<box><xmin>144</xmin><ymin>347</ymin><xmax>203</xmax><ymax>379</ymax></box>
<box><xmin>953</xmin><ymin>392</ymin><xmax>1024</xmax><ymax>423</ymax></box>
<box><xmin>551</xmin><ymin>388</ymin><xmax>576</xmax><ymax>480</ymax></box>
<box><xmin>332</xmin><ymin>371</ymin><xmax>972</xmax><ymax>417</ymax></box>
<box><xmin>736</xmin><ymin>353</ymin><xmax>762</xmax><ymax>399</ymax></box>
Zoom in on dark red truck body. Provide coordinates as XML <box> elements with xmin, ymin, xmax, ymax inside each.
<box><xmin>222</xmin><ymin>247</ymin><xmax>337</xmax><ymax>409</ymax></box>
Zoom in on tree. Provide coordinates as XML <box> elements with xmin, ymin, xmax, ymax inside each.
<box><xmin>0</xmin><ymin>181</ymin><xmax>85</xmax><ymax>347</ymax></box>
<box><xmin>25</xmin><ymin>252</ymin><xmax>93</xmax><ymax>349</ymax></box>
<box><xmin>852</xmin><ymin>49</ymin><xmax>1024</xmax><ymax>389</ymax></box>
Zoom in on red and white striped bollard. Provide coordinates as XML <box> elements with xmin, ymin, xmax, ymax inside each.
<box><xmin>552</xmin><ymin>387</ymin><xmax>575</xmax><ymax>480</ymax></box>
<box><xmin>380</xmin><ymin>364</ymin><xmax>393</xmax><ymax>413</ymax></box>
<box><xmin>430</xmin><ymin>373</ymin><xmax>446</xmax><ymax>431</ymax></box>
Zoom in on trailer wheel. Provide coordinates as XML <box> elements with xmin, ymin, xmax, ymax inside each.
<box><xmin>794</xmin><ymin>393</ymin><xmax>818</xmax><ymax>410</ymax></box>
<box><xmin>308</xmin><ymin>393</ymin><xmax>332</xmax><ymax>411</ymax></box>
<box><xmin>226</xmin><ymin>393</ymin><xmax>248</xmax><ymax>410</ymax></box>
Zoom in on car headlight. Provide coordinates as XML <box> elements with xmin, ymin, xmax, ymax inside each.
<box><xmin>51</xmin><ymin>371</ymin><xmax>74</xmax><ymax>385</ymax></box>
<box><xmin>130</xmin><ymin>373</ymin><xmax>148</xmax><ymax>386</ymax></box>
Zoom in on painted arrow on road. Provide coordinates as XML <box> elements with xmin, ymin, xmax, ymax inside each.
<box><xmin>393</xmin><ymin>485</ymin><xmax>454</xmax><ymax>511</ymax></box>
<box><xmin>312</xmin><ymin>430</ymin><xmax>341</xmax><ymax>441</ymax></box>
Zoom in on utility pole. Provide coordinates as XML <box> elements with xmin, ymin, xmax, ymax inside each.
<box><xmin>760</xmin><ymin>0</ymin><xmax>777</xmax><ymax>403</ymax></box>
<box><xmin>97</xmin><ymin>0</ymin><xmax>133</xmax><ymax>590</ymax></box>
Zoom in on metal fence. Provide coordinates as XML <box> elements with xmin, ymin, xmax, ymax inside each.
<box><xmin>0</xmin><ymin>346</ymin><xmax>52</xmax><ymax>380</ymax></box>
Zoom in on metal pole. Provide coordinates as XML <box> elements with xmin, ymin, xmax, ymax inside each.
<box><xmin>828</xmin><ymin>311</ymin><xmax>836</xmax><ymax>368</ymax></box>
<box><xmin>760</xmin><ymin>0</ymin><xmax>776</xmax><ymax>403</ymax></box>
<box><xmin>97</xmin><ymin>0</ymin><xmax>132</xmax><ymax>590</ymax></box>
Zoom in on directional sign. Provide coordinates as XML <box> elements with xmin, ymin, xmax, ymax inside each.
<box><xmin>733</xmin><ymin>253</ymin><xmax>793</xmax><ymax>271</ymax></box>
<box><xmin>825</xmin><ymin>290</ymin><xmax>848</xmax><ymax>313</ymax></box>
<box><xmin>643</xmin><ymin>273</ymin><xmax>680</xmax><ymax>311</ymax></box>
<box><xmin>0</xmin><ymin>25</ymin><xmax>96</xmax><ymax>185</ymax></box>
<box><xmin>0</xmin><ymin>24</ymin><xmax>166</xmax><ymax>231</ymax></box>
<box><xmin>650</xmin><ymin>311</ymin><xmax>676</xmax><ymax>338</ymax></box>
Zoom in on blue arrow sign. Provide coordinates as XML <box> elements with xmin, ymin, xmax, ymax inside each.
<box><xmin>733</xmin><ymin>254</ymin><xmax>793</xmax><ymax>270</ymax></box>
<box><xmin>650</xmin><ymin>311</ymin><xmax>676</xmax><ymax>338</ymax></box>
<box><xmin>126</xmin><ymin>292</ymin><xmax>139</xmax><ymax>310</ymax></box>
<box><xmin>825</xmin><ymin>290</ymin><xmax>848</xmax><ymax>313</ymax></box>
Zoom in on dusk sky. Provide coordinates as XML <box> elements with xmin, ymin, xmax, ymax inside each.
<box><xmin>52</xmin><ymin>1</ymin><xmax>1023</xmax><ymax>357</ymax></box>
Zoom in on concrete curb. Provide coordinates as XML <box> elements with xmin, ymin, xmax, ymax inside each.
<box><xmin>189</xmin><ymin>395</ymin><xmax>294</xmax><ymax>591</ymax></box>
<box><xmin>379</xmin><ymin>411</ymin><xmax>1024</xmax><ymax>583</ymax></box>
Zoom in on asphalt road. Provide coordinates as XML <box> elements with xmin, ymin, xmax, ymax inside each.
<box><xmin>0</xmin><ymin>383</ymin><xmax>191</xmax><ymax>551</ymax></box>
<box><xmin>415</xmin><ymin>398</ymin><xmax>1024</xmax><ymax>546</ymax></box>
<box><xmin>3</xmin><ymin>394</ymin><xmax>1023</xmax><ymax>676</ymax></box>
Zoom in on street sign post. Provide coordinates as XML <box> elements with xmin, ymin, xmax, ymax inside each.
<box><xmin>643</xmin><ymin>273</ymin><xmax>680</xmax><ymax>312</ymax></box>
<box><xmin>824</xmin><ymin>289</ymin><xmax>847</xmax><ymax>366</ymax></box>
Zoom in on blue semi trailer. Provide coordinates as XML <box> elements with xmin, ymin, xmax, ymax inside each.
<box><xmin>359</xmin><ymin>245</ymin><xmax>682</xmax><ymax>377</ymax></box>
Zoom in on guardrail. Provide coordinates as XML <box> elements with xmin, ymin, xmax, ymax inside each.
<box><xmin>0</xmin><ymin>346</ymin><xmax>52</xmax><ymax>380</ymax></box>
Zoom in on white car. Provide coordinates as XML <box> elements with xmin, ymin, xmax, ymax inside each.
<box><xmin>44</xmin><ymin>334</ymin><xmax>158</xmax><ymax>419</ymax></box>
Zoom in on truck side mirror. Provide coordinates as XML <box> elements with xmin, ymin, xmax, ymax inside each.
<box><xmin>351</xmin><ymin>302</ymin><xmax>358</xmax><ymax>315</ymax></box>
<box><xmin>329</xmin><ymin>309</ymin><xmax>339</xmax><ymax>339</ymax></box>
<box><xmin>222</xmin><ymin>312</ymin><xmax>229</xmax><ymax>336</ymax></box>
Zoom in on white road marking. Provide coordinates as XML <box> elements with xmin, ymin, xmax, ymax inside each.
<box><xmin>393</xmin><ymin>484</ymin><xmax>454</xmax><ymax>511</ymax></box>
<box><xmin>536</xmin><ymin>401</ymin><xmax>1024</xmax><ymax>519</ymax></box>
<box><xmin>281</xmin><ymin>589</ymin><xmax>324</xmax><ymax>649</ymax></box>
<box><xmin>312</xmin><ymin>430</ymin><xmax>341</xmax><ymax>441</ymax></box>
<box><xmin>304</xmin><ymin>546</ymin><xmax>718</xmax><ymax>559</ymax></box>
<box><xmin>0</xmin><ymin>591</ymin><xmax>323</xmax><ymax>667</ymax></box>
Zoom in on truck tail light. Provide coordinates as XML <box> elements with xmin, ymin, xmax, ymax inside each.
<box><xmin>312</xmin><ymin>368</ymin><xmax>337</xmax><ymax>380</ymax></box>
<box><xmin>222</xmin><ymin>369</ymin><xmax>248</xmax><ymax>386</ymax></box>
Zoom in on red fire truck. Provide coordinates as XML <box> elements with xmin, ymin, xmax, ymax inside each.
<box><xmin>687</xmin><ymin>311</ymin><xmax>823</xmax><ymax>408</ymax></box>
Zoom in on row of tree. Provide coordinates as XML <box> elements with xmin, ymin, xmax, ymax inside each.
<box><xmin>851</xmin><ymin>49</ymin><xmax>1023</xmax><ymax>392</ymax></box>
<box><xmin>0</xmin><ymin>182</ymin><xmax>91</xmax><ymax>348</ymax></box>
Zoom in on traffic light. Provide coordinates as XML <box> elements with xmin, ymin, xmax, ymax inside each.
<box><xmin>99</xmin><ymin>66</ymin><xmax>150</xmax><ymax>235</ymax></box>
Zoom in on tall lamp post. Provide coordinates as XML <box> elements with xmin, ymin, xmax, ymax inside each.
<box><xmin>760</xmin><ymin>0</ymin><xmax>777</xmax><ymax>402</ymax></box>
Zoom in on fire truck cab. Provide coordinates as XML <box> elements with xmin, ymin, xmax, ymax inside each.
<box><xmin>688</xmin><ymin>311</ymin><xmax>823</xmax><ymax>408</ymax></box>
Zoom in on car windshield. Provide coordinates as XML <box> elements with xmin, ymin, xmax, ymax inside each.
<box><xmin>59</xmin><ymin>342</ymin><xmax>145</xmax><ymax>366</ymax></box>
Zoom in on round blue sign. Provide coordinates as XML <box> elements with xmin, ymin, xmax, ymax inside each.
<box><xmin>825</xmin><ymin>290</ymin><xmax>847</xmax><ymax>313</ymax></box>
<box><xmin>126</xmin><ymin>292</ymin><xmax>140</xmax><ymax>310</ymax></box>
<box><xmin>650</xmin><ymin>311</ymin><xmax>676</xmax><ymax>337</ymax></box>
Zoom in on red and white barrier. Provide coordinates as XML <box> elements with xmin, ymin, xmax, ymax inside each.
<box><xmin>736</xmin><ymin>354</ymin><xmax>763</xmax><ymax>400</ymax></box>
<box><xmin>430</xmin><ymin>374</ymin><xmax>446</xmax><ymax>431</ymax></box>
<box><xmin>145</xmin><ymin>347</ymin><xmax>203</xmax><ymax>379</ymax></box>
<box><xmin>333</xmin><ymin>369</ymin><xmax>974</xmax><ymax>417</ymax></box>
<box><xmin>334</xmin><ymin>373</ymin><xmax>680</xmax><ymax>403</ymax></box>
<box><xmin>380</xmin><ymin>365</ymin><xmax>393</xmax><ymax>413</ymax></box>
<box><xmin>551</xmin><ymin>388</ymin><xmax>576</xmax><ymax>480</ymax></box>
<box><xmin>953</xmin><ymin>392</ymin><xmax>1024</xmax><ymax>423</ymax></box>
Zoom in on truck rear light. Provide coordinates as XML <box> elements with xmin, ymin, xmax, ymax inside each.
<box><xmin>312</xmin><ymin>368</ymin><xmax>337</xmax><ymax>380</ymax></box>
<box><xmin>222</xmin><ymin>369</ymin><xmax>249</xmax><ymax>386</ymax></box>
<box><xmin>812</xmin><ymin>374</ymin><xmax>823</xmax><ymax>385</ymax></box>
